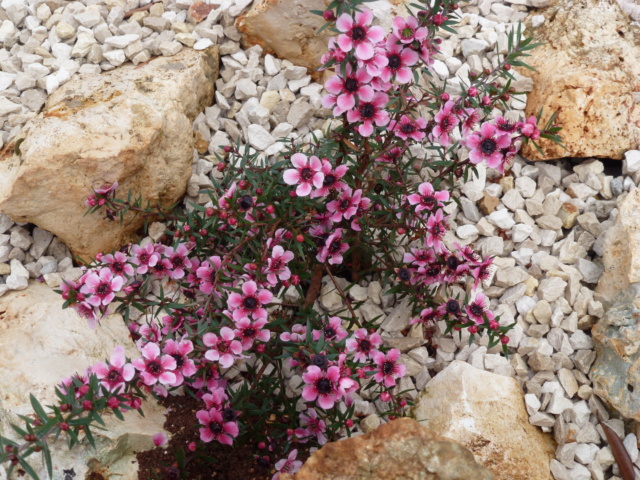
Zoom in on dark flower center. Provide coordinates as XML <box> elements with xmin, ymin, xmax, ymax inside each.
<box><xmin>361</xmin><ymin>103</ymin><xmax>375</xmax><ymax>119</ymax></box>
<box><xmin>498</xmin><ymin>121</ymin><xmax>516</xmax><ymax>132</ymax></box>
<box><xmin>470</xmin><ymin>304</ymin><xmax>484</xmax><ymax>316</ymax></box>
<box><xmin>139</xmin><ymin>253</ymin><xmax>149</xmax><ymax>264</ymax></box>
<box><xmin>300</xmin><ymin>167</ymin><xmax>313</xmax><ymax>181</ymax></box>
<box><xmin>421</xmin><ymin>196</ymin><xmax>435</xmax><ymax>207</ymax></box>
<box><xmin>446</xmin><ymin>299</ymin><xmax>460</xmax><ymax>314</ymax></box>
<box><xmin>351</xmin><ymin>26</ymin><xmax>366</xmax><ymax>41</ymax></box>
<box><xmin>344</xmin><ymin>77</ymin><xmax>359</xmax><ymax>92</ymax></box>
<box><xmin>172</xmin><ymin>354</ymin><xmax>184</xmax><ymax>369</ymax></box>
<box><xmin>446</xmin><ymin>256</ymin><xmax>459</xmax><ymax>270</ymax></box>
<box><xmin>96</xmin><ymin>283</ymin><xmax>110</xmax><ymax>296</ymax></box>
<box><xmin>323</xmin><ymin>174</ymin><xmax>336</xmax><ymax>187</ymax></box>
<box><xmin>217</xmin><ymin>341</ymin><xmax>229</xmax><ymax>354</ymax></box>
<box><xmin>316</xmin><ymin>378</ymin><xmax>333</xmax><ymax>394</ymax></box>
<box><xmin>358</xmin><ymin>339</ymin><xmax>371</xmax><ymax>352</ymax></box>
<box><xmin>222</xmin><ymin>408</ymin><xmax>237</xmax><ymax>422</ymax></box>
<box><xmin>480</xmin><ymin>138</ymin><xmax>497</xmax><ymax>155</ymax></box>
<box><xmin>271</xmin><ymin>259</ymin><xmax>283</xmax><ymax>271</ymax></box>
<box><xmin>112</xmin><ymin>262</ymin><xmax>124</xmax><ymax>272</ymax></box>
<box><xmin>238</xmin><ymin>194</ymin><xmax>253</xmax><ymax>210</ymax></box>
<box><xmin>243</xmin><ymin>296</ymin><xmax>258</xmax><ymax>310</ymax></box>
<box><xmin>147</xmin><ymin>361</ymin><xmax>162</xmax><ymax>375</ymax></box>
<box><xmin>324</xmin><ymin>326</ymin><xmax>337</xmax><ymax>339</ymax></box>
<box><xmin>398</xmin><ymin>267</ymin><xmax>411</xmax><ymax>282</ymax></box>
<box><xmin>426</xmin><ymin>266</ymin><xmax>440</xmax><ymax>277</ymax></box>
<box><xmin>388</xmin><ymin>54</ymin><xmax>401</xmax><ymax>70</ymax></box>
<box><xmin>328</xmin><ymin>240</ymin><xmax>342</xmax><ymax>254</ymax></box>
<box><xmin>401</xmin><ymin>123</ymin><xmax>415</xmax><ymax>134</ymax></box>
<box><xmin>312</xmin><ymin>354</ymin><xmax>328</xmax><ymax>369</ymax></box>
<box><xmin>107</xmin><ymin>369</ymin><xmax>122</xmax><ymax>382</ymax></box>
<box><xmin>339</xmin><ymin>199</ymin><xmax>350</xmax><ymax>210</ymax></box>
<box><xmin>209</xmin><ymin>421</ymin><xmax>222</xmax><ymax>434</ymax></box>
<box><xmin>382</xmin><ymin>361</ymin><xmax>394</xmax><ymax>375</ymax></box>
<box><xmin>243</xmin><ymin>327</ymin><xmax>256</xmax><ymax>338</ymax></box>
<box><xmin>172</xmin><ymin>256</ymin><xmax>183</xmax><ymax>268</ymax></box>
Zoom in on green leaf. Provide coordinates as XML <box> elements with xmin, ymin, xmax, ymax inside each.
<box><xmin>84</xmin><ymin>425</ymin><xmax>96</xmax><ymax>449</ymax></box>
<box><xmin>30</xmin><ymin>394</ymin><xmax>47</xmax><ymax>421</ymax></box>
<box><xmin>18</xmin><ymin>456</ymin><xmax>41</xmax><ymax>480</ymax></box>
<box><xmin>42</xmin><ymin>443</ymin><xmax>53</xmax><ymax>478</ymax></box>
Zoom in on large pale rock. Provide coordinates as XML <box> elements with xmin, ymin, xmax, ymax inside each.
<box><xmin>281</xmin><ymin>418</ymin><xmax>494</xmax><ymax>480</ymax></box>
<box><xmin>520</xmin><ymin>0</ymin><xmax>640</xmax><ymax>160</ymax></box>
<box><xmin>0</xmin><ymin>283</ymin><xmax>167</xmax><ymax>479</ymax></box>
<box><xmin>591</xmin><ymin>290</ymin><xmax>640</xmax><ymax>421</ymax></box>
<box><xmin>0</xmin><ymin>47</ymin><xmax>219</xmax><ymax>261</ymax></box>
<box><xmin>595</xmin><ymin>189</ymin><xmax>640</xmax><ymax>306</ymax></box>
<box><xmin>413</xmin><ymin>361</ymin><xmax>556</xmax><ymax>480</ymax></box>
<box><xmin>237</xmin><ymin>0</ymin><xmax>408</xmax><ymax>77</ymax></box>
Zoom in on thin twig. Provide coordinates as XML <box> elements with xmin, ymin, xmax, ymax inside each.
<box><xmin>324</xmin><ymin>264</ymin><xmax>357</xmax><ymax>321</ymax></box>
<box><xmin>124</xmin><ymin>0</ymin><xmax>162</xmax><ymax>19</ymax></box>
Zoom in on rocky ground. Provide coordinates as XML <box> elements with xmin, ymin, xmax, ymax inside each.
<box><xmin>1</xmin><ymin>0</ymin><xmax>640</xmax><ymax>479</ymax></box>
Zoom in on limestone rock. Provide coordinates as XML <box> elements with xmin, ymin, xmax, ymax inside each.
<box><xmin>281</xmin><ymin>418</ymin><xmax>494</xmax><ymax>480</ymax></box>
<box><xmin>0</xmin><ymin>47</ymin><xmax>219</xmax><ymax>261</ymax></box>
<box><xmin>413</xmin><ymin>361</ymin><xmax>556</xmax><ymax>480</ymax></box>
<box><xmin>0</xmin><ymin>283</ymin><xmax>167</xmax><ymax>479</ymax></box>
<box><xmin>520</xmin><ymin>0</ymin><xmax>640</xmax><ymax>160</ymax></box>
<box><xmin>596</xmin><ymin>189</ymin><xmax>640</xmax><ymax>306</ymax></box>
<box><xmin>591</xmin><ymin>290</ymin><xmax>640</xmax><ymax>421</ymax></box>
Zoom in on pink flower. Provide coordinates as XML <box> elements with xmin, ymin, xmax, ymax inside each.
<box><xmin>375</xmin><ymin>146</ymin><xmax>405</xmax><ymax>163</ymax></box>
<box><xmin>350</xmin><ymin>195</ymin><xmax>371</xmax><ymax>232</ymax></box>
<box><xmin>441</xmin><ymin>251</ymin><xmax>470</xmax><ymax>282</ymax></box>
<box><xmin>316</xmin><ymin>228</ymin><xmax>349</xmax><ymax>265</ymax></box>
<box><xmin>202</xmin><ymin>387</ymin><xmax>229</xmax><ymax>410</ymax></box>
<box><xmin>403</xmin><ymin>248</ymin><xmax>435</xmax><ymax>268</ymax></box>
<box><xmin>392</xmin><ymin>16</ymin><xmax>427</xmax><ymax>43</ymax></box>
<box><xmin>466</xmin><ymin>122</ymin><xmax>512</xmax><ymax>170</ymax></box>
<box><xmin>379</xmin><ymin>35</ymin><xmax>419</xmax><ymax>84</ymax></box>
<box><xmin>462</xmin><ymin>107</ymin><xmax>482</xmax><ymax>136</ymax></box>
<box><xmin>273</xmin><ymin>449</ymin><xmax>303</xmax><ymax>480</ymax></box>
<box><xmin>357</xmin><ymin>46</ymin><xmax>389</xmax><ymax>77</ymax></box>
<box><xmin>73</xmin><ymin>301</ymin><xmax>100</xmax><ymax>329</ymax></box>
<box><xmin>469</xmin><ymin>257</ymin><xmax>495</xmax><ymax>289</ymax></box>
<box><xmin>409</xmin><ymin>307</ymin><xmax>440</xmax><ymax>326</ymax></box>
<box><xmin>312</xmin><ymin>316</ymin><xmax>348</xmax><ymax>342</ymax></box>
<box><xmin>130</xmin><ymin>243</ymin><xmax>159</xmax><ymax>275</ymax></box>
<box><xmin>95</xmin><ymin>182</ymin><xmax>119</xmax><ymax>195</ymax></box>
<box><xmin>336</xmin><ymin>9</ymin><xmax>385</xmax><ymax>60</ymax></box>
<box><xmin>407</xmin><ymin>182</ymin><xmax>450</xmax><ymax>214</ymax></box>
<box><xmin>218</xmin><ymin>182</ymin><xmax>237</xmax><ymax>210</ymax></box>
<box><xmin>310</xmin><ymin>160</ymin><xmax>348</xmax><ymax>199</ymax></box>
<box><xmin>227</xmin><ymin>280</ymin><xmax>273</xmax><ymax>321</ymax></box>
<box><xmin>101</xmin><ymin>251</ymin><xmax>134</xmax><ymax>278</ymax></box>
<box><xmin>295</xmin><ymin>409</ymin><xmax>327</xmax><ymax>445</ymax></box>
<box><xmin>203</xmin><ymin>327</ymin><xmax>244</xmax><ymax>369</ymax></box>
<box><xmin>280</xmin><ymin>323</ymin><xmax>307</xmax><ymax>342</ymax></box>
<box><xmin>132</xmin><ymin>342</ymin><xmax>177</xmax><ymax>386</ymax></box>
<box><xmin>326</xmin><ymin>187</ymin><xmax>362</xmax><ymax>222</ymax></box>
<box><xmin>283</xmin><ymin>153</ymin><xmax>324</xmax><ymax>197</ymax></box>
<box><xmin>149</xmin><ymin>256</ymin><xmax>173</xmax><ymax>278</ymax></box>
<box><xmin>80</xmin><ymin>267</ymin><xmax>124</xmax><ymax>307</ymax></box>
<box><xmin>92</xmin><ymin>345</ymin><xmax>135</xmax><ymax>393</ymax></box>
<box><xmin>301</xmin><ymin>366</ymin><xmax>344</xmax><ymax>409</ymax></box>
<box><xmin>418</xmin><ymin>37</ymin><xmax>439</xmax><ymax>65</ymax></box>
<box><xmin>233</xmin><ymin>317</ymin><xmax>270</xmax><ymax>350</ymax></box>
<box><xmin>263</xmin><ymin>246</ymin><xmax>294</xmax><ymax>286</ymax></box>
<box><xmin>323</xmin><ymin>67</ymin><xmax>374</xmax><ymax>115</ymax></box>
<box><xmin>346</xmin><ymin>92</ymin><xmax>389</xmax><ymax>137</ymax></box>
<box><xmin>425</xmin><ymin>209</ymin><xmax>448</xmax><ymax>252</ymax></box>
<box><xmin>162</xmin><ymin>339</ymin><xmax>197</xmax><ymax>386</ymax></box>
<box><xmin>196</xmin><ymin>255</ymin><xmax>223</xmax><ymax>295</ymax></box>
<box><xmin>320</xmin><ymin>37</ymin><xmax>347</xmax><ymax>66</ymax></box>
<box><xmin>372</xmin><ymin>349</ymin><xmax>406</xmax><ymax>387</ymax></box>
<box><xmin>153</xmin><ymin>432</ymin><xmax>168</xmax><ymax>447</ymax></box>
<box><xmin>345</xmin><ymin>328</ymin><xmax>382</xmax><ymax>363</ymax></box>
<box><xmin>196</xmin><ymin>408</ymin><xmax>239</xmax><ymax>445</ymax></box>
<box><xmin>390</xmin><ymin>115</ymin><xmax>427</xmax><ymax>142</ymax></box>
<box><xmin>163</xmin><ymin>243</ymin><xmax>192</xmax><ymax>280</ymax></box>
<box><xmin>518</xmin><ymin>116</ymin><xmax>541</xmax><ymax>140</ymax></box>
<box><xmin>466</xmin><ymin>292</ymin><xmax>491</xmax><ymax>325</ymax></box>
<box><xmin>431</xmin><ymin>101</ymin><xmax>460</xmax><ymax>147</ymax></box>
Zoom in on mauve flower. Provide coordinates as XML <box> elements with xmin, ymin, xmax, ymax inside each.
<box><xmin>92</xmin><ymin>345</ymin><xmax>135</xmax><ymax>393</ymax></box>
<box><xmin>301</xmin><ymin>365</ymin><xmax>344</xmax><ymax>410</ymax></box>
<box><xmin>379</xmin><ymin>35</ymin><xmax>419</xmax><ymax>84</ymax></box>
<box><xmin>392</xmin><ymin>15</ymin><xmax>427</xmax><ymax>43</ymax></box>
<box><xmin>295</xmin><ymin>409</ymin><xmax>327</xmax><ymax>445</ymax></box>
<box><xmin>372</xmin><ymin>349</ymin><xmax>406</xmax><ymax>387</ymax></box>
<box><xmin>129</xmin><ymin>243</ymin><xmax>159</xmax><ymax>275</ymax></box>
<box><xmin>407</xmin><ymin>182</ymin><xmax>450</xmax><ymax>214</ymax></box>
<box><xmin>233</xmin><ymin>317</ymin><xmax>270</xmax><ymax>350</ymax></box>
<box><xmin>153</xmin><ymin>432</ymin><xmax>168</xmax><ymax>447</ymax></box>
<box><xmin>197</xmin><ymin>408</ymin><xmax>239</xmax><ymax>445</ymax></box>
<box><xmin>80</xmin><ymin>267</ymin><xmax>124</xmax><ymax>307</ymax></box>
<box><xmin>345</xmin><ymin>328</ymin><xmax>382</xmax><ymax>363</ymax></box>
<box><xmin>196</xmin><ymin>255</ymin><xmax>223</xmax><ymax>295</ymax></box>
<box><xmin>431</xmin><ymin>101</ymin><xmax>460</xmax><ymax>147</ymax></box>
<box><xmin>227</xmin><ymin>280</ymin><xmax>273</xmax><ymax>321</ymax></box>
<box><xmin>263</xmin><ymin>246</ymin><xmax>294</xmax><ymax>286</ymax></box>
<box><xmin>466</xmin><ymin>292</ymin><xmax>491</xmax><ymax>325</ymax></box>
<box><xmin>162</xmin><ymin>339</ymin><xmax>197</xmax><ymax>386</ymax></box>
<box><xmin>389</xmin><ymin>115</ymin><xmax>427</xmax><ymax>142</ymax></box>
<box><xmin>518</xmin><ymin>115</ymin><xmax>541</xmax><ymax>140</ymax></box>
<box><xmin>273</xmin><ymin>449</ymin><xmax>303</xmax><ymax>480</ymax></box>
<box><xmin>132</xmin><ymin>342</ymin><xmax>177</xmax><ymax>386</ymax></box>
<box><xmin>425</xmin><ymin>209</ymin><xmax>448</xmax><ymax>253</ymax></box>
<box><xmin>101</xmin><ymin>251</ymin><xmax>134</xmax><ymax>278</ymax></box>
<box><xmin>316</xmin><ymin>228</ymin><xmax>349</xmax><ymax>265</ymax></box>
<box><xmin>163</xmin><ymin>243</ymin><xmax>192</xmax><ymax>280</ymax></box>
<box><xmin>203</xmin><ymin>327</ymin><xmax>244</xmax><ymax>369</ymax></box>
<box><xmin>335</xmin><ymin>9</ymin><xmax>385</xmax><ymax>60</ymax></box>
<box><xmin>466</xmin><ymin>122</ymin><xmax>512</xmax><ymax>170</ymax></box>
<box><xmin>312</xmin><ymin>316</ymin><xmax>348</xmax><ymax>342</ymax></box>
<box><xmin>283</xmin><ymin>153</ymin><xmax>324</xmax><ymax>197</ymax></box>
<box><xmin>323</xmin><ymin>67</ymin><xmax>374</xmax><ymax>115</ymax></box>
<box><xmin>346</xmin><ymin>92</ymin><xmax>389</xmax><ymax>137</ymax></box>
<box><xmin>326</xmin><ymin>187</ymin><xmax>362</xmax><ymax>223</ymax></box>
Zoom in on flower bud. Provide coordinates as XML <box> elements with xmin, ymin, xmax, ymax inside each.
<box><xmin>256</xmin><ymin>344</ymin><xmax>266</xmax><ymax>354</ymax></box>
<box><xmin>59</xmin><ymin>422</ymin><xmax>70</xmax><ymax>431</ymax></box>
<box><xmin>291</xmin><ymin>275</ymin><xmax>300</xmax><ymax>285</ymax></box>
<box><xmin>284</xmin><ymin>231</ymin><xmax>293</xmax><ymax>240</ymax></box>
<box><xmin>295</xmin><ymin>234</ymin><xmax>304</xmax><ymax>243</ymax></box>
<box><xmin>500</xmin><ymin>335</ymin><xmax>510</xmax><ymax>344</ymax></box>
<box><xmin>217</xmin><ymin>162</ymin><xmax>227</xmax><ymax>172</ymax></box>
<box><xmin>468</xmin><ymin>325</ymin><xmax>478</xmax><ymax>334</ymax></box>
<box><xmin>468</xmin><ymin>86</ymin><xmax>478</xmax><ymax>97</ymax></box>
<box><xmin>188</xmin><ymin>441</ymin><xmax>197</xmax><ymax>452</ymax></box>
<box><xmin>238</xmin><ymin>180</ymin><xmax>249</xmax><ymax>190</ymax></box>
<box><xmin>323</xmin><ymin>10</ymin><xmax>336</xmax><ymax>21</ymax></box>
<box><xmin>107</xmin><ymin>397</ymin><xmax>120</xmax><ymax>409</ymax></box>
<box><xmin>380</xmin><ymin>392</ymin><xmax>391</xmax><ymax>402</ymax></box>
<box><xmin>227</xmin><ymin>217</ymin><xmax>238</xmax><ymax>226</ymax></box>
<box><xmin>345</xmin><ymin>419</ymin><xmax>354</xmax><ymax>428</ymax></box>
<box><xmin>504</xmin><ymin>63</ymin><xmax>511</xmax><ymax>71</ymax></box>
<box><xmin>265</xmin><ymin>205</ymin><xmax>275</xmax><ymax>214</ymax></box>
<box><xmin>481</xmin><ymin>96</ymin><xmax>491</xmax><ymax>106</ymax></box>
<box><xmin>82</xmin><ymin>400</ymin><xmax>93</xmax><ymax>411</ymax></box>
<box><xmin>440</xmin><ymin>92</ymin><xmax>450</xmax><ymax>101</ymax></box>
<box><xmin>432</xmin><ymin>13</ymin><xmax>445</xmax><ymax>25</ymax></box>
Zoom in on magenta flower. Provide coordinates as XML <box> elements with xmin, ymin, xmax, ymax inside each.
<box><xmin>130</xmin><ymin>243</ymin><xmax>159</xmax><ymax>275</ymax></box>
<box><xmin>345</xmin><ymin>328</ymin><xmax>382</xmax><ymax>363</ymax></box>
<box><xmin>357</xmin><ymin>46</ymin><xmax>389</xmax><ymax>76</ymax></box>
<box><xmin>373</xmin><ymin>349</ymin><xmax>406</xmax><ymax>387</ymax></box>
<box><xmin>403</xmin><ymin>248</ymin><xmax>435</xmax><ymax>268</ymax></box>
<box><xmin>80</xmin><ymin>267</ymin><xmax>124</xmax><ymax>307</ymax></box>
<box><xmin>153</xmin><ymin>432</ymin><xmax>168</xmax><ymax>447</ymax></box>
<box><xmin>227</xmin><ymin>280</ymin><xmax>273</xmax><ymax>321</ymax></box>
<box><xmin>218</xmin><ymin>181</ymin><xmax>237</xmax><ymax>210</ymax></box>
<box><xmin>466</xmin><ymin>122</ymin><xmax>512</xmax><ymax>169</ymax></box>
<box><xmin>312</xmin><ymin>316</ymin><xmax>348</xmax><ymax>342</ymax></box>
<box><xmin>316</xmin><ymin>228</ymin><xmax>349</xmax><ymax>265</ymax></box>
<box><xmin>375</xmin><ymin>146</ymin><xmax>405</xmax><ymax>163</ymax></box>
<box><xmin>295</xmin><ymin>409</ymin><xmax>327</xmax><ymax>445</ymax></box>
<box><xmin>233</xmin><ymin>317</ymin><xmax>270</xmax><ymax>350</ymax></box>
<box><xmin>350</xmin><ymin>195</ymin><xmax>371</xmax><ymax>232</ymax></box>
<box><xmin>92</xmin><ymin>345</ymin><xmax>135</xmax><ymax>393</ymax></box>
<box><xmin>327</xmin><ymin>187</ymin><xmax>362</xmax><ymax>222</ymax></box>
<box><xmin>320</xmin><ymin>37</ymin><xmax>347</xmax><ymax>66</ymax></box>
<box><xmin>95</xmin><ymin>182</ymin><xmax>119</xmax><ymax>195</ymax></box>
<box><xmin>204</xmin><ymin>327</ymin><xmax>244</xmax><ymax>369</ymax></box>
<box><xmin>149</xmin><ymin>256</ymin><xmax>173</xmax><ymax>278</ymax></box>
<box><xmin>346</xmin><ymin>92</ymin><xmax>389</xmax><ymax>137</ymax></box>
<box><xmin>380</xmin><ymin>35</ymin><xmax>419</xmax><ymax>84</ymax></box>
<box><xmin>280</xmin><ymin>323</ymin><xmax>307</xmax><ymax>343</ymax></box>
<box><xmin>263</xmin><ymin>246</ymin><xmax>294</xmax><ymax>286</ymax></box>
<box><xmin>390</xmin><ymin>115</ymin><xmax>427</xmax><ymax>142</ymax></box>
<box><xmin>197</xmin><ymin>408</ymin><xmax>239</xmax><ymax>445</ymax></box>
<box><xmin>518</xmin><ymin>116</ymin><xmax>541</xmax><ymax>140</ymax></box>
<box><xmin>465</xmin><ymin>292</ymin><xmax>490</xmax><ymax>325</ymax></box>
<box><xmin>462</xmin><ymin>107</ymin><xmax>481</xmax><ymax>136</ymax></box>
<box><xmin>101</xmin><ymin>251</ymin><xmax>134</xmax><ymax>278</ymax></box>
<box><xmin>196</xmin><ymin>255</ymin><xmax>223</xmax><ymax>295</ymax></box>
<box><xmin>469</xmin><ymin>257</ymin><xmax>495</xmax><ymax>289</ymax></box>
<box><xmin>407</xmin><ymin>182</ymin><xmax>450</xmax><ymax>214</ymax></box>
<box><xmin>162</xmin><ymin>339</ymin><xmax>197</xmax><ymax>386</ymax></box>
<box><xmin>311</xmin><ymin>160</ymin><xmax>348</xmax><ymax>199</ymax></box>
<box><xmin>323</xmin><ymin>67</ymin><xmax>374</xmax><ymax>115</ymax></box>
<box><xmin>392</xmin><ymin>15</ymin><xmax>427</xmax><ymax>43</ymax></box>
<box><xmin>431</xmin><ymin>101</ymin><xmax>460</xmax><ymax>147</ymax></box>
<box><xmin>302</xmin><ymin>365</ymin><xmax>344</xmax><ymax>409</ymax></box>
<box><xmin>425</xmin><ymin>209</ymin><xmax>449</xmax><ymax>253</ymax></box>
<box><xmin>441</xmin><ymin>251</ymin><xmax>470</xmax><ymax>282</ymax></box>
<box><xmin>283</xmin><ymin>153</ymin><xmax>324</xmax><ymax>197</ymax></box>
<box><xmin>73</xmin><ymin>301</ymin><xmax>100</xmax><ymax>329</ymax></box>
<box><xmin>163</xmin><ymin>243</ymin><xmax>192</xmax><ymax>280</ymax></box>
<box><xmin>273</xmin><ymin>449</ymin><xmax>303</xmax><ymax>480</ymax></box>
<box><xmin>202</xmin><ymin>387</ymin><xmax>229</xmax><ymax>410</ymax></box>
<box><xmin>409</xmin><ymin>307</ymin><xmax>440</xmax><ymax>326</ymax></box>
<box><xmin>132</xmin><ymin>342</ymin><xmax>177</xmax><ymax>387</ymax></box>
<box><xmin>336</xmin><ymin>9</ymin><xmax>385</xmax><ymax>60</ymax></box>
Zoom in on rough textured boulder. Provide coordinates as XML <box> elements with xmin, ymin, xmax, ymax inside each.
<box><xmin>0</xmin><ymin>283</ymin><xmax>167</xmax><ymax>479</ymax></box>
<box><xmin>0</xmin><ymin>46</ymin><xmax>219</xmax><ymax>261</ymax></box>
<box><xmin>281</xmin><ymin>417</ymin><xmax>494</xmax><ymax>480</ymax></box>
<box><xmin>237</xmin><ymin>0</ymin><xmax>408</xmax><ymax>76</ymax></box>
<box><xmin>519</xmin><ymin>0</ymin><xmax>640</xmax><ymax>160</ymax></box>
<box><xmin>413</xmin><ymin>361</ymin><xmax>556</xmax><ymax>480</ymax></box>
<box><xmin>595</xmin><ymin>190</ymin><xmax>640</xmax><ymax>306</ymax></box>
<box><xmin>591</xmin><ymin>290</ymin><xmax>640</xmax><ymax>421</ymax></box>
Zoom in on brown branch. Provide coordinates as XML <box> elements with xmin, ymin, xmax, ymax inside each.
<box><xmin>324</xmin><ymin>264</ymin><xmax>357</xmax><ymax>321</ymax></box>
<box><xmin>124</xmin><ymin>1</ymin><xmax>161</xmax><ymax>18</ymax></box>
